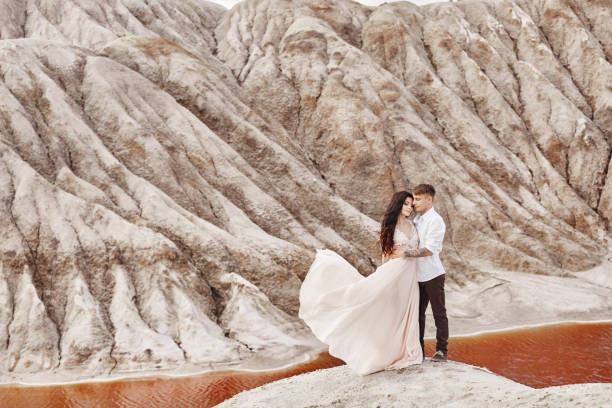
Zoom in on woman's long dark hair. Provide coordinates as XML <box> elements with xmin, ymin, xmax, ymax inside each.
<box><xmin>380</xmin><ymin>191</ymin><xmax>413</xmax><ymax>255</ymax></box>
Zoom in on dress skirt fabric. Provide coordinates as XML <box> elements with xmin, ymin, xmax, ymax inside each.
<box><xmin>299</xmin><ymin>249</ymin><xmax>422</xmax><ymax>375</ymax></box>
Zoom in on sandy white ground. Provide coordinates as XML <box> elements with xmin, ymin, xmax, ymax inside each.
<box><xmin>215</xmin><ymin>361</ymin><xmax>612</xmax><ymax>408</ymax></box>
<box><xmin>440</xmin><ymin>262</ymin><xmax>612</xmax><ymax>337</ymax></box>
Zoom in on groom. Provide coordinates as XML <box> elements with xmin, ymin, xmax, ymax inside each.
<box><xmin>391</xmin><ymin>184</ymin><xmax>448</xmax><ymax>362</ymax></box>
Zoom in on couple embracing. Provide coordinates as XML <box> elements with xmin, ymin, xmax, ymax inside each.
<box><xmin>299</xmin><ymin>184</ymin><xmax>449</xmax><ymax>375</ymax></box>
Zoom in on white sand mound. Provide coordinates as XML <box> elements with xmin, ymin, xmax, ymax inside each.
<box><xmin>215</xmin><ymin>361</ymin><xmax>612</xmax><ymax>408</ymax></box>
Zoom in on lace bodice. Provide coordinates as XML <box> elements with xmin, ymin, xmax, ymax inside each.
<box><xmin>393</xmin><ymin>222</ymin><xmax>419</xmax><ymax>250</ymax></box>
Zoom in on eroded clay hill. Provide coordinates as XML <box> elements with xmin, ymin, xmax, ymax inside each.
<box><xmin>0</xmin><ymin>0</ymin><xmax>610</xmax><ymax>376</ymax></box>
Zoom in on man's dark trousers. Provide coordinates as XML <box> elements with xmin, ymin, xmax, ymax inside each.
<box><xmin>418</xmin><ymin>273</ymin><xmax>448</xmax><ymax>356</ymax></box>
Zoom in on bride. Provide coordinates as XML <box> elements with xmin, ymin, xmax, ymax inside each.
<box><xmin>299</xmin><ymin>191</ymin><xmax>422</xmax><ymax>375</ymax></box>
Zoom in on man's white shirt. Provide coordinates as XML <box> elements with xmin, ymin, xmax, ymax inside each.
<box><xmin>413</xmin><ymin>207</ymin><xmax>446</xmax><ymax>282</ymax></box>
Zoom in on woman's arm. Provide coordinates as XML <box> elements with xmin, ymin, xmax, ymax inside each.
<box><xmin>381</xmin><ymin>252</ymin><xmax>390</xmax><ymax>265</ymax></box>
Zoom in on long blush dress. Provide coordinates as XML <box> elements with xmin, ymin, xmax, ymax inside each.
<box><xmin>299</xmin><ymin>223</ymin><xmax>422</xmax><ymax>375</ymax></box>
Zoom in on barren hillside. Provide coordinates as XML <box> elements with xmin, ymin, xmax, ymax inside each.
<box><xmin>0</xmin><ymin>0</ymin><xmax>610</xmax><ymax>378</ymax></box>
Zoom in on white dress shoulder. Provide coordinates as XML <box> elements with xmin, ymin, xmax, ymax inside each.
<box><xmin>299</xmin><ymin>222</ymin><xmax>422</xmax><ymax>375</ymax></box>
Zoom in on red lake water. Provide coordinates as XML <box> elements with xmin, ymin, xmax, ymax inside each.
<box><xmin>0</xmin><ymin>322</ymin><xmax>610</xmax><ymax>407</ymax></box>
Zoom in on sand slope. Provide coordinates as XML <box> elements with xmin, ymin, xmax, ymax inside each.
<box><xmin>216</xmin><ymin>362</ymin><xmax>612</xmax><ymax>408</ymax></box>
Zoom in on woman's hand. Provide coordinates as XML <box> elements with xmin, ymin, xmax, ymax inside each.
<box><xmin>381</xmin><ymin>253</ymin><xmax>389</xmax><ymax>265</ymax></box>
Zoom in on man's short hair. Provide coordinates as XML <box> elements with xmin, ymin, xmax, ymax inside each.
<box><xmin>412</xmin><ymin>184</ymin><xmax>436</xmax><ymax>198</ymax></box>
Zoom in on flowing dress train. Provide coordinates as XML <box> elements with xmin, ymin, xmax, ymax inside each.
<box><xmin>299</xmin><ymin>224</ymin><xmax>422</xmax><ymax>375</ymax></box>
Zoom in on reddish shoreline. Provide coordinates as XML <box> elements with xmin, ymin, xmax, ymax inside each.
<box><xmin>0</xmin><ymin>322</ymin><xmax>610</xmax><ymax>408</ymax></box>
